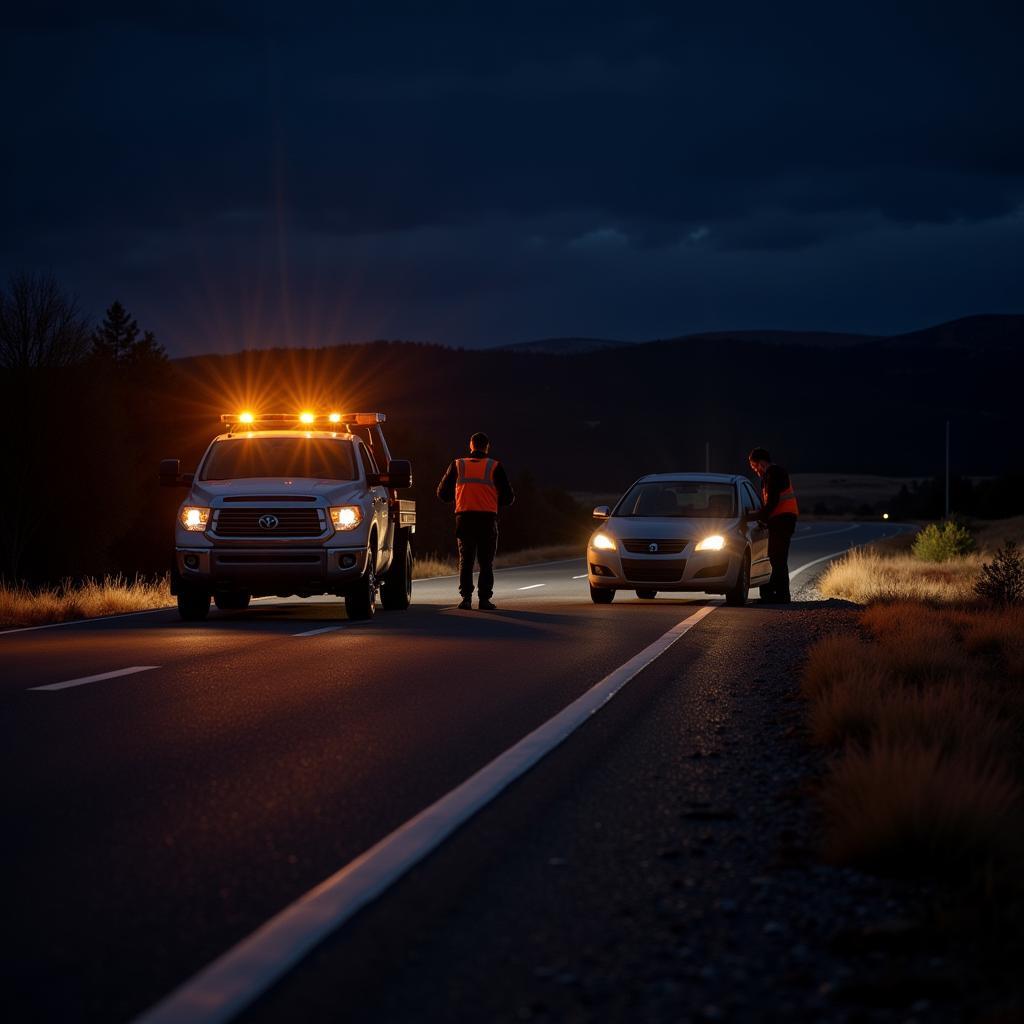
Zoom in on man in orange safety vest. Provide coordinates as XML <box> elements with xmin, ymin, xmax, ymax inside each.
<box><xmin>436</xmin><ymin>432</ymin><xmax>515</xmax><ymax>610</ymax></box>
<box><xmin>748</xmin><ymin>446</ymin><xmax>799</xmax><ymax>603</ymax></box>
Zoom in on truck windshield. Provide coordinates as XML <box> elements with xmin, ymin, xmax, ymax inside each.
<box><xmin>616</xmin><ymin>481</ymin><xmax>736</xmax><ymax>518</ymax></box>
<box><xmin>201</xmin><ymin>437</ymin><xmax>358</xmax><ymax>481</ymax></box>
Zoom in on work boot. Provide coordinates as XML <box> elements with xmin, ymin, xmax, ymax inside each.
<box><xmin>457</xmin><ymin>597</ymin><xmax>472</xmax><ymax>610</ymax></box>
<box><xmin>478</xmin><ymin>598</ymin><xmax>497</xmax><ymax>610</ymax></box>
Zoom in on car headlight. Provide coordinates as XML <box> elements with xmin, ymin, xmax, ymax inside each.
<box><xmin>330</xmin><ymin>505</ymin><xmax>363</xmax><ymax>531</ymax></box>
<box><xmin>180</xmin><ymin>506</ymin><xmax>210</xmax><ymax>532</ymax></box>
<box><xmin>591</xmin><ymin>532</ymin><xmax>617</xmax><ymax>551</ymax></box>
<box><xmin>695</xmin><ymin>534</ymin><xmax>726</xmax><ymax>552</ymax></box>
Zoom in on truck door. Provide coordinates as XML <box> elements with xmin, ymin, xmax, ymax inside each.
<box><xmin>359</xmin><ymin>443</ymin><xmax>389</xmax><ymax>566</ymax></box>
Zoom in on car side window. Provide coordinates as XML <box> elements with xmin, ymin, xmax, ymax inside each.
<box><xmin>741</xmin><ymin>482</ymin><xmax>760</xmax><ymax>512</ymax></box>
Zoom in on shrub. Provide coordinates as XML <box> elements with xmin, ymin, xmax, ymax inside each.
<box><xmin>912</xmin><ymin>520</ymin><xmax>975</xmax><ymax>562</ymax></box>
<box><xmin>974</xmin><ymin>541</ymin><xmax>1024</xmax><ymax>607</ymax></box>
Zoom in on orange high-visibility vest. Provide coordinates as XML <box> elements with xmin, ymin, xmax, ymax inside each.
<box><xmin>763</xmin><ymin>474</ymin><xmax>799</xmax><ymax>518</ymax></box>
<box><xmin>455</xmin><ymin>457</ymin><xmax>499</xmax><ymax>513</ymax></box>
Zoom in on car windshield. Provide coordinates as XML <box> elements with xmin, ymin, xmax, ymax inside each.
<box><xmin>616</xmin><ymin>481</ymin><xmax>736</xmax><ymax>518</ymax></box>
<box><xmin>201</xmin><ymin>437</ymin><xmax>358</xmax><ymax>481</ymax></box>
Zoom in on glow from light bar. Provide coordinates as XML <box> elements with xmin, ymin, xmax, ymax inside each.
<box><xmin>238</xmin><ymin>411</ymin><xmax>254</xmax><ymax>424</ymax></box>
<box><xmin>299</xmin><ymin>411</ymin><xmax>315</xmax><ymax>424</ymax></box>
<box><xmin>328</xmin><ymin>412</ymin><xmax>341</xmax><ymax>423</ymax></box>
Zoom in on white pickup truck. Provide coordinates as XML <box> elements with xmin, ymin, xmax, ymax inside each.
<box><xmin>161</xmin><ymin>412</ymin><xmax>416</xmax><ymax>621</ymax></box>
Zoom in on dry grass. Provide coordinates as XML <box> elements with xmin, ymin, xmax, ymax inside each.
<box><xmin>412</xmin><ymin>555</ymin><xmax>458</xmax><ymax>579</ymax></box>
<box><xmin>414</xmin><ymin>543</ymin><xmax>582</xmax><ymax>580</ymax></box>
<box><xmin>0</xmin><ymin>574</ymin><xmax>172</xmax><ymax>628</ymax></box>
<box><xmin>802</xmin><ymin>600</ymin><xmax>1024</xmax><ymax>879</ymax></box>
<box><xmin>819</xmin><ymin>547</ymin><xmax>983</xmax><ymax>605</ymax></box>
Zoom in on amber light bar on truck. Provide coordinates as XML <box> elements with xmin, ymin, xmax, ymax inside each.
<box><xmin>220</xmin><ymin>412</ymin><xmax>387</xmax><ymax>431</ymax></box>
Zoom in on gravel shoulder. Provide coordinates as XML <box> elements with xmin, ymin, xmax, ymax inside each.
<box><xmin>243</xmin><ymin>582</ymin><xmax>970</xmax><ymax>1024</ymax></box>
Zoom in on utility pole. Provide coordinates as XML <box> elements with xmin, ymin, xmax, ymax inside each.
<box><xmin>705</xmin><ymin>441</ymin><xmax>710</xmax><ymax>473</ymax></box>
<box><xmin>944</xmin><ymin>420</ymin><xmax>950</xmax><ymax>519</ymax></box>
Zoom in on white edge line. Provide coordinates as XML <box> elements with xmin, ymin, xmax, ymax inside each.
<box><xmin>29</xmin><ymin>665</ymin><xmax>160</xmax><ymax>692</ymax></box>
<box><xmin>131</xmin><ymin>603</ymin><xmax>718</xmax><ymax>1024</ymax></box>
<box><xmin>572</xmin><ymin>574</ymin><xmax>588</xmax><ymax>579</ymax></box>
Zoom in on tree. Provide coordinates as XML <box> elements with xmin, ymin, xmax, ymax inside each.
<box><xmin>91</xmin><ymin>300</ymin><xmax>166</xmax><ymax>366</ymax></box>
<box><xmin>0</xmin><ymin>271</ymin><xmax>91</xmax><ymax>371</ymax></box>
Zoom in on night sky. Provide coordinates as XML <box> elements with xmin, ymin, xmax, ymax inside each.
<box><xmin>3</xmin><ymin>2</ymin><xmax>1022</xmax><ymax>354</ymax></box>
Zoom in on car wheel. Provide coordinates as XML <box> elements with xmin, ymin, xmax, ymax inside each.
<box><xmin>345</xmin><ymin>545</ymin><xmax>378</xmax><ymax>620</ymax></box>
<box><xmin>381</xmin><ymin>531</ymin><xmax>413</xmax><ymax>610</ymax></box>
<box><xmin>214</xmin><ymin>591</ymin><xmax>250</xmax><ymax>611</ymax></box>
<box><xmin>590</xmin><ymin>584</ymin><xmax>614</xmax><ymax>604</ymax></box>
<box><xmin>177</xmin><ymin>587</ymin><xmax>211</xmax><ymax>621</ymax></box>
<box><xmin>635</xmin><ymin>589</ymin><xmax>657</xmax><ymax>599</ymax></box>
<box><xmin>725</xmin><ymin>553</ymin><xmax>750</xmax><ymax>607</ymax></box>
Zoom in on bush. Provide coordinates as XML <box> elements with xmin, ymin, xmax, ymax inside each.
<box><xmin>974</xmin><ymin>541</ymin><xmax>1024</xmax><ymax>607</ymax></box>
<box><xmin>912</xmin><ymin>520</ymin><xmax>975</xmax><ymax>562</ymax></box>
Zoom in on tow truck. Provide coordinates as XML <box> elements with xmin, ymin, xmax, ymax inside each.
<box><xmin>160</xmin><ymin>411</ymin><xmax>416</xmax><ymax>622</ymax></box>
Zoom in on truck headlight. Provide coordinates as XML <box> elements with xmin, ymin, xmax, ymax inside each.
<box><xmin>695</xmin><ymin>534</ymin><xmax>725</xmax><ymax>552</ymax></box>
<box><xmin>180</xmin><ymin>506</ymin><xmax>210</xmax><ymax>532</ymax></box>
<box><xmin>330</xmin><ymin>505</ymin><xmax>363</xmax><ymax>531</ymax></box>
<box><xmin>591</xmin><ymin>532</ymin><xmax>617</xmax><ymax>551</ymax></box>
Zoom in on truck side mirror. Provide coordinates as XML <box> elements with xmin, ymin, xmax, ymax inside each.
<box><xmin>593</xmin><ymin>505</ymin><xmax>610</xmax><ymax>520</ymax></box>
<box><xmin>160</xmin><ymin>459</ymin><xmax>193</xmax><ymax>487</ymax></box>
<box><xmin>383</xmin><ymin>459</ymin><xmax>413</xmax><ymax>489</ymax></box>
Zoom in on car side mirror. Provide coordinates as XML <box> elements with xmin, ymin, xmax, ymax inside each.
<box><xmin>160</xmin><ymin>459</ymin><xmax>192</xmax><ymax>487</ymax></box>
<box><xmin>593</xmin><ymin>505</ymin><xmax>610</xmax><ymax>520</ymax></box>
<box><xmin>371</xmin><ymin>459</ymin><xmax>413</xmax><ymax>489</ymax></box>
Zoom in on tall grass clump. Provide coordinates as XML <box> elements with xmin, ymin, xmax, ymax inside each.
<box><xmin>912</xmin><ymin>519</ymin><xmax>975</xmax><ymax>562</ymax></box>
<box><xmin>801</xmin><ymin>601</ymin><xmax>1024</xmax><ymax>880</ymax></box>
<box><xmin>0</xmin><ymin>574</ymin><xmax>171</xmax><ymax>627</ymax></box>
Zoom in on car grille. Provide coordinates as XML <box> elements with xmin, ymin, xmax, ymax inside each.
<box><xmin>621</xmin><ymin>558</ymin><xmax>686</xmax><ymax>583</ymax></box>
<box><xmin>213</xmin><ymin>508</ymin><xmax>325</xmax><ymax>538</ymax></box>
<box><xmin>622</xmin><ymin>539</ymin><xmax>687</xmax><ymax>554</ymax></box>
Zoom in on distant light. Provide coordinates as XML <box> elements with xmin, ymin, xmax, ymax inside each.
<box><xmin>238</xmin><ymin>411</ymin><xmax>254</xmax><ymax>424</ymax></box>
<box><xmin>328</xmin><ymin>412</ymin><xmax>341</xmax><ymax>423</ymax></box>
<box><xmin>882</xmin><ymin>512</ymin><xmax>890</xmax><ymax>520</ymax></box>
<box><xmin>299</xmin><ymin>411</ymin><xmax>315</xmax><ymax>424</ymax></box>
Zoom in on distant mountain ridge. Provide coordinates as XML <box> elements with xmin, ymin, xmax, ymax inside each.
<box><xmin>498</xmin><ymin>314</ymin><xmax>1023</xmax><ymax>355</ymax></box>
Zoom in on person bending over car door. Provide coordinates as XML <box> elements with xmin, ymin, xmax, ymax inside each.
<box><xmin>748</xmin><ymin>446</ymin><xmax>799</xmax><ymax>603</ymax></box>
<box><xmin>436</xmin><ymin>432</ymin><xmax>515</xmax><ymax>610</ymax></box>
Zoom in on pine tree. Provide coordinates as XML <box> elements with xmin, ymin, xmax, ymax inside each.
<box><xmin>91</xmin><ymin>301</ymin><xmax>167</xmax><ymax>365</ymax></box>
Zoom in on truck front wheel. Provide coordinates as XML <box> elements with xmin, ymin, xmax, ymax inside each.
<box><xmin>381</xmin><ymin>531</ymin><xmax>413</xmax><ymax>611</ymax></box>
<box><xmin>345</xmin><ymin>546</ymin><xmax>378</xmax><ymax>620</ymax></box>
<box><xmin>177</xmin><ymin>587</ymin><xmax>211</xmax><ymax>621</ymax></box>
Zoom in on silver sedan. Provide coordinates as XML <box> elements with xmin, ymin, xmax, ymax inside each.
<box><xmin>586</xmin><ymin>473</ymin><xmax>772</xmax><ymax>606</ymax></box>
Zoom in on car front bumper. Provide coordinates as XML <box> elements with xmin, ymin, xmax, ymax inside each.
<box><xmin>586</xmin><ymin>545</ymin><xmax>742</xmax><ymax>593</ymax></box>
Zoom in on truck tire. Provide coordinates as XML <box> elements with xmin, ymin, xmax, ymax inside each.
<box><xmin>177</xmin><ymin>587</ymin><xmax>211</xmax><ymax>621</ymax></box>
<box><xmin>725</xmin><ymin>553</ymin><xmax>750</xmax><ymax>607</ymax></box>
<box><xmin>635</xmin><ymin>589</ymin><xmax>657</xmax><ymax>599</ymax></box>
<box><xmin>345</xmin><ymin>544</ymin><xmax>378</xmax><ymax>620</ymax></box>
<box><xmin>214</xmin><ymin>591</ymin><xmax>250</xmax><ymax>611</ymax></box>
<box><xmin>590</xmin><ymin>585</ymin><xmax>614</xmax><ymax>604</ymax></box>
<box><xmin>381</xmin><ymin>530</ymin><xmax>412</xmax><ymax>611</ymax></box>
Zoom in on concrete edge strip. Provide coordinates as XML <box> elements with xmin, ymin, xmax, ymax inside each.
<box><xmin>131</xmin><ymin>602</ymin><xmax>718</xmax><ymax>1024</ymax></box>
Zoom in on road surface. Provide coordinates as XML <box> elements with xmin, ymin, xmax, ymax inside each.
<box><xmin>2</xmin><ymin>521</ymin><xmax>902</xmax><ymax>1022</ymax></box>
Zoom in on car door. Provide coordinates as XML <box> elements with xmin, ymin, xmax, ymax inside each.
<box><xmin>742</xmin><ymin>481</ymin><xmax>771</xmax><ymax>581</ymax></box>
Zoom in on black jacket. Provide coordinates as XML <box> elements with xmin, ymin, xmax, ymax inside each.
<box><xmin>436</xmin><ymin>455</ymin><xmax>515</xmax><ymax>512</ymax></box>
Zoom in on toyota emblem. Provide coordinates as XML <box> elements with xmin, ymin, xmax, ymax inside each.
<box><xmin>258</xmin><ymin>514</ymin><xmax>280</xmax><ymax>530</ymax></box>
<box><xmin>648</xmin><ymin>542</ymin><xmax>659</xmax><ymax>553</ymax></box>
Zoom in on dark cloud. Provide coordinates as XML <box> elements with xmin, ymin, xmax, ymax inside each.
<box><xmin>1</xmin><ymin>2</ymin><xmax>1022</xmax><ymax>351</ymax></box>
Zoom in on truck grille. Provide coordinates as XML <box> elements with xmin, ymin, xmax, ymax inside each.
<box><xmin>622</xmin><ymin>539</ymin><xmax>687</xmax><ymax>554</ymax></box>
<box><xmin>621</xmin><ymin>558</ymin><xmax>686</xmax><ymax>583</ymax></box>
<box><xmin>213</xmin><ymin>508</ymin><xmax>325</xmax><ymax>538</ymax></box>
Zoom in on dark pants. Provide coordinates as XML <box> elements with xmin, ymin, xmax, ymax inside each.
<box><xmin>766</xmin><ymin>514</ymin><xmax>797</xmax><ymax>601</ymax></box>
<box><xmin>456</xmin><ymin>513</ymin><xmax>498</xmax><ymax>600</ymax></box>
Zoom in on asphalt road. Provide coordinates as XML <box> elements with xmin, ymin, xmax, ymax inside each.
<box><xmin>2</xmin><ymin>521</ymin><xmax>903</xmax><ymax>1022</ymax></box>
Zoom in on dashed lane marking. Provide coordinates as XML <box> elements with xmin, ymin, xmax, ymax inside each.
<box><xmin>572</xmin><ymin>574</ymin><xmax>588</xmax><ymax>579</ymax></box>
<box><xmin>291</xmin><ymin>625</ymin><xmax>347</xmax><ymax>638</ymax></box>
<box><xmin>517</xmin><ymin>584</ymin><xmax>546</xmax><ymax>590</ymax></box>
<box><xmin>29</xmin><ymin>665</ymin><xmax>160</xmax><ymax>692</ymax></box>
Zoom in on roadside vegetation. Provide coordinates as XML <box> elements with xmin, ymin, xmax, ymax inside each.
<box><xmin>801</xmin><ymin>515</ymin><xmax>1024</xmax><ymax>970</ymax></box>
